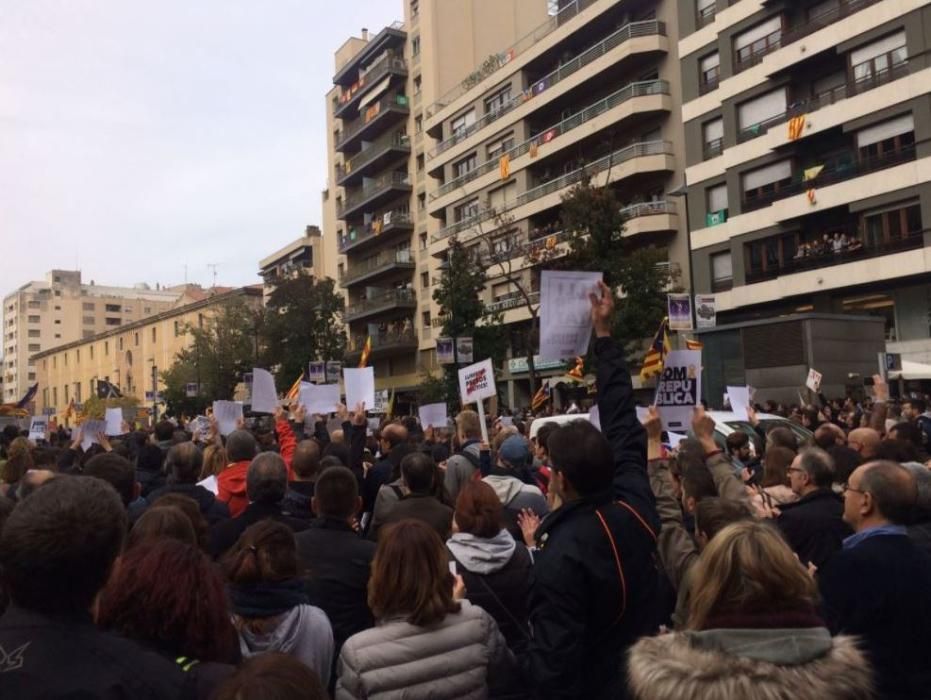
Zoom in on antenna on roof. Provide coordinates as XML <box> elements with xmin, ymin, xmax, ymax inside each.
<box><xmin>207</xmin><ymin>264</ymin><xmax>218</xmax><ymax>292</ymax></box>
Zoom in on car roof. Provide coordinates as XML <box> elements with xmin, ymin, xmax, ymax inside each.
<box><xmin>528</xmin><ymin>414</ymin><xmax>591</xmax><ymax>439</ymax></box>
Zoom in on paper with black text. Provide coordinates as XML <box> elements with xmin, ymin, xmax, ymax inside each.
<box><xmin>250</xmin><ymin>368</ymin><xmax>278</xmax><ymax>414</ymax></box>
<box><xmin>28</xmin><ymin>416</ymin><xmax>48</xmax><ymax>442</ymax></box>
<box><xmin>539</xmin><ymin>270</ymin><xmax>603</xmax><ymax>360</ymax></box>
<box><xmin>654</xmin><ymin>350</ymin><xmax>702</xmax><ymax>432</ymax></box>
<box><xmin>343</xmin><ymin>367</ymin><xmax>375</xmax><ymax>410</ymax></box>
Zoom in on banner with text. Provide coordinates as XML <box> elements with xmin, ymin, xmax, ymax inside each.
<box><xmin>655</xmin><ymin>350</ymin><xmax>702</xmax><ymax>431</ymax></box>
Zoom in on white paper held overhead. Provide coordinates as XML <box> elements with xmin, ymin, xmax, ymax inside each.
<box><xmin>726</xmin><ymin>386</ymin><xmax>751</xmax><ymax>421</ymax></box>
<box><xmin>418</xmin><ymin>403</ymin><xmax>448</xmax><ymax>430</ymax></box>
<box><xmin>539</xmin><ymin>270</ymin><xmax>603</xmax><ymax>361</ymax></box>
<box><xmin>212</xmin><ymin>401</ymin><xmax>243</xmax><ymax>436</ymax></box>
<box><xmin>343</xmin><ymin>367</ymin><xmax>375</xmax><ymax>410</ymax></box>
<box><xmin>301</xmin><ymin>383</ymin><xmax>341</xmax><ymax>416</ymax></box>
<box><xmin>654</xmin><ymin>350</ymin><xmax>702</xmax><ymax>432</ymax></box>
<box><xmin>105</xmin><ymin>408</ymin><xmax>124</xmax><ymax>436</ymax></box>
<box><xmin>250</xmin><ymin>368</ymin><xmax>278</xmax><ymax>414</ymax></box>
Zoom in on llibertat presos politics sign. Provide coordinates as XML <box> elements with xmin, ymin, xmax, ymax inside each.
<box><xmin>458</xmin><ymin>358</ymin><xmax>497</xmax><ymax>404</ymax></box>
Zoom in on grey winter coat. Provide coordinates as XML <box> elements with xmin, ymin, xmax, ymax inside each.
<box><xmin>628</xmin><ymin>627</ymin><xmax>873</xmax><ymax>700</ymax></box>
<box><xmin>335</xmin><ymin>600</ymin><xmax>516</xmax><ymax>699</ymax></box>
<box><xmin>444</xmin><ymin>443</ymin><xmax>482</xmax><ymax>501</ymax></box>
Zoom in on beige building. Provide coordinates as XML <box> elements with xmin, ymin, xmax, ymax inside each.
<box><xmin>259</xmin><ymin>225</ymin><xmax>326</xmax><ymax>301</ymax></box>
<box><xmin>324</xmin><ymin>1</ymin><xmax>694</xmax><ymax>407</ymax></box>
<box><xmin>2</xmin><ymin>270</ymin><xmax>183</xmax><ymax>404</ymax></box>
<box><xmin>33</xmin><ymin>286</ymin><xmax>263</xmax><ymax>417</ymax></box>
<box><xmin>681</xmin><ymin>0</ymin><xmax>931</xmax><ymax>361</ymax></box>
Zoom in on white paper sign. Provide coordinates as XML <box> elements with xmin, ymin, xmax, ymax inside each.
<box><xmin>343</xmin><ymin>367</ymin><xmax>375</xmax><ymax>410</ymax></box>
<box><xmin>418</xmin><ymin>403</ymin><xmax>448</xmax><ymax>430</ymax></box>
<box><xmin>539</xmin><ymin>270</ymin><xmax>603</xmax><ymax>361</ymax></box>
<box><xmin>250</xmin><ymin>368</ymin><xmax>278</xmax><ymax>414</ymax></box>
<box><xmin>28</xmin><ymin>416</ymin><xmax>48</xmax><ymax>442</ymax></box>
<box><xmin>726</xmin><ymin>386</ymin><xmax>751</xmax><ymax>421</ymax></box>
<box><xmin>301</xmin><ymin>383</ymin><xmax>341</xmax><ymax>415</ymax></box>
<box><xmin>636</xmin><ymin>406</ymin><xmax>649</xmax><ymax>423</ymax></box>
<box><xmin>589</xmin><ymin>405</ymin><xmax>601</xmax><ymax>431</ymax></box>
<box><xmin>105</xmin><ymin>408</ymin><xmax>124</xmax><ymax>436</ymax></box>
<box><xmin>212</xmin><ymin>401</ymin><xmax>243</xmax><ymax>436</ymax></box>
<box><xmin>667</xmin><ymin>432</ymin><xmax>687</xmax><ymax>449</ymax></box>
<box><xmin>458</xmin><ymin>358</ymin><xmax>497</xmax><ymax>404</ymax></box>
<box><xmin>80</xmin><ymin>419</ymin><xmax>106</xmax><ymax>451</ymax></box>
<box><xmin>372</xmin><ymin>389</ymin><xmax>390</xmax><ymax>415</ymax></box>
<box><xmin>654</xmin><ymin>350</ymin><xmax>702</xmax><ymax>432</ymax></box>
<box><xmin>806</xmin><ymin>368</ymin><xmax>823</xmax><ymax>393</ymax></box>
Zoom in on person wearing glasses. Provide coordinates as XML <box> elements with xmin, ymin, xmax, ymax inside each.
<box><xmin>819</xmin><ymin>460</ymin><xmax>931</xmax><ymax>700</ymax></box>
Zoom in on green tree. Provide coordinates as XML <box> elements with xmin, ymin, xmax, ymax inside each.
<box><xmin>559</xmin><ymin>176</ymin><xmax>679</xmax><ymax>362</ymax></box>
<box><xmin>262</xmin><ymin>272</ymin><xmax>346</xmax><ymax>387</ymax></box>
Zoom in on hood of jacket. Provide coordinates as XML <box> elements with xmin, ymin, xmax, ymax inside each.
<box><xmin>482</xmin><ymin>474</ymin><xmax>524</xmax><ymax>506</ymax></box>
<box><xmin>238</xmin><ymin>604</ymin><xmax>310</xmax><ymax>657</ymax></box>
<box><xmin>628</xmin><ymin>630</ymin><xmax>873</xmax><ymax>700</ymax></box>
<box><xmin>218</xmin><ymin>461</ymin><xmax>249</xmax><ymax>495</ymax></box>
<box><xmin>447</xmin><ymin>530</ymin><xmax>516</xmax><ymax>574</ymax></box>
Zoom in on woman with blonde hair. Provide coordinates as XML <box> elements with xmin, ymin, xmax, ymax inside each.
<box><xmin>628</xmin><ymin>520</ymin><xmax>873</xmax><ymax>700</ymax></box>
<box><xmin>197</xmin><ymin>443</ymin><xmax>227</xmax><ymax>494</ymax></box>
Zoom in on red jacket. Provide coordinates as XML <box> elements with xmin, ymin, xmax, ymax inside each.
<box><xmin>217</xmin><ymin>461</ymin><xmax>250</xmax><ymax>518</ymax></box>
<box><xmin>276</xmin><ymin>418</ymin><xmax>296</xmax><ymax>481</ymax></box>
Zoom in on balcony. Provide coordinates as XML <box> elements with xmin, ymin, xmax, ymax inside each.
<box><xmin>345</xmin><ymin>329</ymin><xmax>418</xmax><ymax>361</ymax></box>
<box><xmin>697</xmin><ymin>4</ymin><xmax>715</xmax><ymax>29</ymax></box>
<box><xmin>434</xmin><ymin>140</ymin><xmax>675</xmax><ymax>242</ymax></box>
<box><xmin>336</xmin><ymin>93</ymin><xmax>411</xmax><ymax>153</ymax></box>
<box><xmin>338</xmin><ymin>172</ymin><xmax>412</xmax><ymax>220</ymax></box>
<box><xmin>734</xmin><ymin>0</ymin><xmax>883</xmax><ymax>74</ymax></box>
<box><xmin>340</xmin><ymin>250</ymin><xmax>415</xmax><ymax>288</ymax></box>
<box><xmin>431</xmin><ymin>80</ymin><xmax>670</xmax><ymax>197</ymax></box>
<box><xmin>745</xmin><ymin>227</ymin><xmax>924</xmax><ymax>284</ymax></box>
<box><xmin>334</xmin><ymin>56</ymin><xmax>408</xmax><ymax>120</ymax></box>
<box><xmin>430</xmin><ymin>20</ymin><xmax>667</xmax><ymax>156</ymax></box>
<box><xmin>742</xmin><ymin>143</ymin><xmax>916</xmax><ymax>212</ymax></box>
<box><xmin>336</xmin><ymin>132</ymin><xmax>411</xmax><ymax>187</ymax></box>
<box><xmin>344</xmin><ymin>289</ymin><xmax>417</xmax><ymax>322</ymax></box>
<box><xmin>488</xmin><ymin>291</ymin><xmax>540</xmax><ymax>314</ymax></box>
<box><xmin>703</xmin><ymin>137</ymin><xmax>724</xmax><ymax>160</ymax></box>
<box><xmin>338</xmin><ymin>210</ymin><xmax>413</xmax><ymax>254</ymax></box>
<box><xmin>737</xmin><ymin>58</ymin><xmax>909</xmax><ymax>144</ymax></box>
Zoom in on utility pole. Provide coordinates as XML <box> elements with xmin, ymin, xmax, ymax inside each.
<box><xmin>206</xmin><ymin>263</ymin><xmax>219</xmax><ymax>293</ymax></box>
<box><xmin>151</xmin><ymin>363</ymin><xmax>159</xmax><ymax>423</ymax></box>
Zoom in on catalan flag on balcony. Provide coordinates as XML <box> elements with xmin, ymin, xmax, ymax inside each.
<box><xmin>285</xmin><ymin>373</ymin><xmax>304</xmax><ymax>402</ymax></box>
<box><xmin>529</xmin><ymin>142</ymin><xmax>539</xmax><ymax>158</ymax></box>
<box><xmin>788</xmin><ymin>115</ymin><xmax>806</xmax><ymax>141</ymax></box>
<box><xmin>807</xmin><ymin>188</ymin><xmax>817</xmax><ymax>205</ymax></box>
<box><xmin>358</xmin><ymin>336</ymin><xmax>372</xmax><ymax>368</ymax></box>
<box><xmin>499</xmin><ymin>154</ymin><xmax>511</xmax><ymax>179</ymax></box>
<box><xmin>686</xmin><ymin>337</ymin><xmax>704</xmax><ymax>351</ymax></box>
<box><xmin>640</xmin><ymin>317</ymin><xmax>671</xmax><ymax>382</ymax></box>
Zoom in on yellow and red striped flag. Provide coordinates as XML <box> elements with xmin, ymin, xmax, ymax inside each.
<box><xmin>285</xmin><ymin>373</ymin><xmax>304</xmax><ymax>401</ymax></box>
<box><xmin>640</xmin><ymin>317</ymin><xmax>671</xmax><ymax>382</ymax></box>
<box><xmin>358</xmin><ymin>336</ymin><xmax>372</xmax><ymax>368</ymax></box>
<box><xmin>686</xmin><ymin>337</ymin><xmax>704</xmax><ymax>351</ymax></box>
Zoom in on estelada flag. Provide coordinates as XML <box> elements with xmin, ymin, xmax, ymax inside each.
<box><xmin>285</xmin><ymin>373</ymin><xmax>303</xmax><ymax>402</ymax></box>
<box><xmin>640</xmin><ymin>317</ymin><xmax>671</xmax><ymax>382</ymax></box>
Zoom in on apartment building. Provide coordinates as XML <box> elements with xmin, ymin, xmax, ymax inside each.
<box><xmin>423</xmin><ymin>0</ymin><xmax>690</xmax><ymax>406</ymax></box>
<box><xmin>33</xmin><ymin>286</ymin><xmax>263</xmax><ymax>417</ymax></box>
<box><xmin>2</xmin><ymin>270</ymin><xmax>182</xmax><ymax>404</ymax></box>
<box><xmin>259</xmin><ymin>226</ymin><xmax>326</xmax><ymax>302</ymax></box>
<box><xmin>682</xmin><ymin>0</ymin><xmax>931</xmax><ymax>361</ymax></box>
<box><xmin>322</xmin><ymin>1</ymin><xmax>548</xmax><ymax>401</ymax></box>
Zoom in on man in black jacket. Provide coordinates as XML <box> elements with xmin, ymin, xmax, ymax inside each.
<box><xmin>777</xmin><ymin>447</ymin><xmax>851</xmax><ymax>569</ymax></box>
<box><xmin>362</xmin><ymin>422</ymin><xmax>411</xmax><ymax>515</ymax></box>
<box><xmin>377</xmin><ymin>451</ymin><xmax>453</xmax><ymax>541</ymax></box>
<box><xmin>146</xmin><ymin>442</ymin><xmax>230</xmax><ymax>524</ymax></box>
<box><xmin>281</xmin><ymin>440</ymin><xmax>322</xmax><ymax>521</ymax></box>
<box><xmin>208</xmin><ymin>452</ymin><xmax>309</xmax><ymax>558</ymax></box>
<box><xmin>0</xmin><ymin>476</ymin><xmax>193</xmax><ymax>699</ymax></box>
<box><xmin>296</xmin><ymin>466</ymin><xmax>376</xmax><ymax>661</ymax></box>
<box><xmin>820</xmin><ymin>460</ymin><xmax>931</xmax><ymax>699</ymax></box>
<box><xmin>523</xmin><ymin>281</ymin><xmax>660</xmax><ymax>699</ymax></box>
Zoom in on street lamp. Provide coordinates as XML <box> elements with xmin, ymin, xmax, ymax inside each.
<box><xmin>669</xmin><ymin>180</ymin><xmax>695</xmax><ymax>331</ymax></box>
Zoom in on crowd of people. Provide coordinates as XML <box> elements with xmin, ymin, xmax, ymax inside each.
<box><xmin>1</xmin><ymin>282</ymin><xmax>930</xmax><ymax>699</ymax></box>
<box><xmin>794</xmin><ymin>232</ymin><xmax>864</xmax><ymax>260</ymax></box>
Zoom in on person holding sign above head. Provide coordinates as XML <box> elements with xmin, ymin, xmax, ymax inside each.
<box><xmin>517</xmin><ymin>281</ymin><xmax>661</xmax><ymax>699</ymax></box>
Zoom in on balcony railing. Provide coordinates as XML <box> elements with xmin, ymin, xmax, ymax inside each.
<box><xmin>346</xmin><ymin>329</ymin><xmax>417</xmax><ymax>355</ymax></box>
<box><xmin>338</xmin><ymin>210</ymin><xmax>413</xmax><ymax>253</ymax></box>
<box><xmin>336</xmin><ymin>132</ymin><xmax>411</xmax><ymax>183</ymax></box>
<box><xmin>737</xmin><ymin>58</ymin><xmax>908</xmax><ymax>144</ymax></box>
<box><xmin>432</xmin><ymin>80</ymin><xmax>669</xmax><ymax>199</ymax></box>
<box><xmin>734</xmin><ymin>0</ymin><xmax>883</xmax><ymax>74</ymax></box>
<box><xmin>426</xmin><ymin>0</ymin><xmax>603</xmax><ymax>118</ymax></box>
<box><xmin>430</xmin><ymin>20</ymin><xmax>666</xmax><ymax>156</ymax></box>
<box><xmin>338</xmin><ymin>172</ymin><xmax>412</xmax><ymax>218</ymax></box>
<box><xmin>488</xmin><ymin>291</ymin><xmax>540</xmax><ymax>314</ymax></box>
<box><xmin>699</xmin><ymin>67</ymin><xmax>719</xmax><ymax>96</ymax></box>
<box><xmin>434</xmin><ymin>140</ymin><xmax>673</xmax><ymax>242</ymax></box>
<box><xmin>703</xmin><ymin>137</ymin><xmax>723</xmax><ymax>160</ymax></box>
<box><xmin>743</xmin><ymin>143</ymin><xmax>916</xmax><ymax>212</ymax></box>
<box><xmin>340</xmin><ymin>250</ymin><xmax>415</xmax><ymax>286</ymax></box>
<box><xmin>344</xmin><ymin>289</ymin><xmax>416</xmax><ymax>320</ymax></box>
<box><xmin>336</xmin><ymin>93</ymin><xmax>411</xmax><ymax>151</ymax></box>
<box><xmin>745</xmin><ymin>228</ymin><xmax>924</xmax><ymax>284</ymax></box>
<box><xmin>620</xmin><ymin>200</ymin><xmax>677</xmax><ymax>219</ymax></box>
<box><xmin>697</xmin><ymin>4</ymin><xmax>716</xmax><ymax>28</ymax></box>
<box><xmin>334</xmin><ymin>57</ymin><xmax>407</xmax><ymax>118</ymax></box>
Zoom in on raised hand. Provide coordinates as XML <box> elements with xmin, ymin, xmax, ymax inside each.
<box><xmin>517</xmin><ymin>508</ymin><xmax>541</xmax><ymax>547</ymax></box>
<box><xmin>588</xmin><ymin>280</ymin><xmax>614</xmax><ymax>338</ymax></box>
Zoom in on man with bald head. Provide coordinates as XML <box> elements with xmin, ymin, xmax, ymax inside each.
<box><xmin>813</xmin><ymin>422</ymin><xmax>846</xmax><ymax>450</ymax></box>
<box><xmin>282</xmin><ymin>440</ymin><xmax>322</xmax><ymax>521</ymax></box>
<box><xmin>847</xmin><ymin>427</ymin><xmax>880</xmax><ymax>461</ymax></box>
<box><xmin>819</xmin><ymin>460</ymin><xmax>931</xmax><ymax>699</ymax></box>
<box><xmin>362</xmin><ymin>422</ymin><xmax>411</xmax><ymax>519</ymax></box>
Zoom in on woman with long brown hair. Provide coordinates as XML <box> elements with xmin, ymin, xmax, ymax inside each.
<box><xmin>337</xmin><ymin>518</ymin><xmax>515</xmax><ymax>699</ymax></box>
<box><xmin>627</xmin><ymin>520</ymin><xmax>873</xmax><ymax>700</ymax></box>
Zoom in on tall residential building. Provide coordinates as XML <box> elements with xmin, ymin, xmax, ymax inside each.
<box><xmin>423</xmin><ymin>0</ymin><xmax>690</xmax><ymax>406</ymax></box>
<box><xmin>259</xmin><ymin>225</ymin><xmax>326</xmax><ymax>301</ymax></box>
<box><xmin>322</xmin><ymin>1</ymin><xmax>549</xmax><ymax>403</ymax></box>
<box><xmin>682</xmin><ymin>0</ymin><xmax>931</xmax><ymax>361</ymax></box>
<box><xmin>2</xmin><ymin>270</ymin><xmax>182</xmax><ymax>403</ymax></box>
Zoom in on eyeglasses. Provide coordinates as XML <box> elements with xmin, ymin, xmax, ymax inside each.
<box><xmin>786</xmin><ymin>467</ymin><xmax>804</xmax><ymax>474</ymax></box>
<box><xmin>842</xmin><ymin>483</ymin><xmax>865</xmax><ymax>495</ymax></box>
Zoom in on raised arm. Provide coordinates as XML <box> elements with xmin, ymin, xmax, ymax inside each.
<box><xmin>590</xmin><ymin>281</ymin><xmax>658</xmax><ymax>532</ymax></box>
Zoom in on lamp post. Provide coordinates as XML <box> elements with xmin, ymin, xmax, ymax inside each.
<box><xmin>669</xmin><ymin>180</ymin><xmax>695</xmax><ymax>335</ymax></box>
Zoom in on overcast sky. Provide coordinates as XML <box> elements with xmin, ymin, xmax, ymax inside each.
<box><xmin>0</xmin><ymin>1</ymin><xmax>399</xmax><ymax>291</ymax></box>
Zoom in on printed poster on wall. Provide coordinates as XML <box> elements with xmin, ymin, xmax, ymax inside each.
<box><xmin>695</xmin><ymin>295</ymin><xmax>717</xmax><ymax>329</ymax></box>
<box><xmin>667</xmin><ymin>293</ymin><xmax>693</xmax><ymax>332</ymax></box>
<box><xmin>436</xmin><ymin>337</ymin><xmax>455</xmax><ymax>365</ymax></box>
<box><xmin>456</xmin><ymin>337</ymin><xmax>474</xmax><ymax>364</ymax></box>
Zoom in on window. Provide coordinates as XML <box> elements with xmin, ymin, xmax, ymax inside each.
<box><xmin>454</xmin><ymin>198</ymin><xmax>480</xmax><ymax>223</ymax></box>
<box><xmin>485</xmin><ymin>85</ymin><xmax>512</xmax><ymax>114</ymax></box>
<box><xmin>82</xmin><ymin>316</ymin><xmax>94</xmax><ymax>325</ymax></box>
<box><xmin>151</xmin><ymin>327</ymin><xmax>157</xmax><ymax>342</ymax></box>
<box><xmin>486</xmin><ymin>133</ymin><xmax>515</xmax><ymax>160</ymax></box>
<box><xmin>419</xmin><ymin>232</ymin><xmax>428</xmax><ymax>250</ymax></box>
<box><xmin>451</xmin><ymin>109</ymin><xmax>476</xmax><ymax>136</ymax></box>
<box><xmin>104</xmin><ymin>340</ymin><xmax>109</xmax><ymax>355</ymax></box>
<box><xmin>144</xmin><ymin>307</ymin><xmax>151</xmax><ymax>314</ymax></box>
<box><xmin>492</xmin><ymin>281</ymin><xmax>518</xmax><ymax>301</ymax></box>
<box><xmin>737</xmin><ymin>88</ymin><xmax>787</xmax><ymax>134</ymax></box>
<box><xmin>863</xmin><ymin>202</ymin><xmax>922</xmax><ymax>248</ymax></box>
<box><xmin>453</xmin><ymin>153</ymin><xmax>478</xmax><ymax>178</ymax></box>
<box><xmin>28</xmin><ymin>372</ymin><xmax>35</xmax><ymax>381</ymax></box>
<box><xmin>27</xmin><ymin>330</ymin><xmax>39</xmax><ymax>338</ymax></box>
<box><xmin>421</xmin><ymin>310</ymin><xmax>431</xmax><ymax>328</ymax></box>
<box><xmin>337</xmin><ymin>263</ymin><xmax>345</xmax><ymax>279</ymax></box>
<box><xmin>54</xmin><ymin>319</ymin><xmax>61</xmax><ymax>325</ymax></box>
<box><xmin>488</xmin><ymin>182</ymin><xmax>516</xmax><ymax>210</ymax></box>
<box><xmin>742</xmin><ymin>160</ymin><xmax>792</xmax><ymax>205</ymax></box>
<box><xmin>28</xmin><ymin>343</ymin><xmax>40</xmax><ymax>352</ymax></box>
<box><xmin>123</xmin><ymin>306</ymin><xmax>132</xmax><ymax>313</ymax></box>
<box><xmin>105</xmin><ymin>304</ymin><xmax>120</xmax><ymax>312</ymax></box>
<box><xmin>711</xmin><ymin>252</ymin><xmax>733</xmax><ymax>291</ymax></box>
<box><xmin>54</xmin><ymin>305</ymin><xmax>61</xmax><ymax>310</ymax></box>
<box><xmin>414</xmin><ymin>115</ymin><xmax>423</xmax><ymax>134</ymax></box>
<box><xmin>734</xmin><ymin>15</ymin><xmax>783</xmax><ymax>68</ymax></box>
<box><xmin>53</xmin><ymin>387</ymin><xmax>57</xmax><ymax>405</ymax></box>
<box><xmin>119</xmin><ymin>337</ymin><xmax>124</xmax><ymax>350</ymax></box>
<box><xmin>703</xmin><ymin>118</ymin><xmax>724</xmax><ymax>159</ymax></box>
<box><xmin>105</xmin><ymin>317</ymin><xmax>121</xmax><ymax>326</ymax></box>
<box><xmin>856</xmin><ymin>114</ymin><xmax>914</xmax><ymax>161</ymax></box>
<box><xmin>26</xmin><ymin>301</ymin><xmax>40</xmax><ymax>309</ymax></box>
<box><xmin>410</xmin><ymin>0</ymin><xmax>419</xmax><ymax>17</ymax></box>
<box><xmin>851</xmin><ymin>31</ymin><xmax>907</xmax><ymax>85</ymax></box>
<box><xmin>64</xmin><ymin>352</ymin><xmax>68</xmax><ymax>366</ymax></box>
<box><xmin>706</xmin><ymin>184</ymin><xmax>728</xmax><ymax>224</ymax></box>
<box><xmin>53</xmin><ymin>356</ymin><xmax>57</xmax><ymax>369</ymax></box>
<box><xmin>27</xmin><ymin>315</ymin><xmax>39</xmax><ymax>323</ymax></box>
<box><xmin>134</xmin><ymin>332</ymin><xmax>140</xmax><ymax>346</ymax></box>
<box><xmin>697</xmin><ymin>0</ymin><xmax>715</xmax><ymax>27</ymax></box>
<box><xmin>90</xmin><ymin>345</ymin><xmax>94</xmax><ymax>359</ymax></box>
<box><xmin>76</xmin><ymin>349</ymin><xmax>80</xmax><ymax>362</ymax></box>
<box><xmin>413</xmin><ymin>75</ymin><xmax>422</xmax><ymax>96</ymax></box>
<box><xmin>699</xmin><ymin>52</ymin><xmax>720</xmax><ymax>93</ymax></box>
<box><xmin>411</xmin><ymin>35</ymin><xmax>420</xmax><ymax>57</ymax></box>
<box><xmin>416</xmin><ymin>153</ymin><xmax>424</xmax><ymax>172</ymax></box>
<box><xmin>174</xmin><ymin>320</ymin><xmax>180</xmax><ymax>336</ymax></box>
<box><xmin>421</xmin><ymin>271</ymin><xmax>430</xmax><ymax>289</ymax></box>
